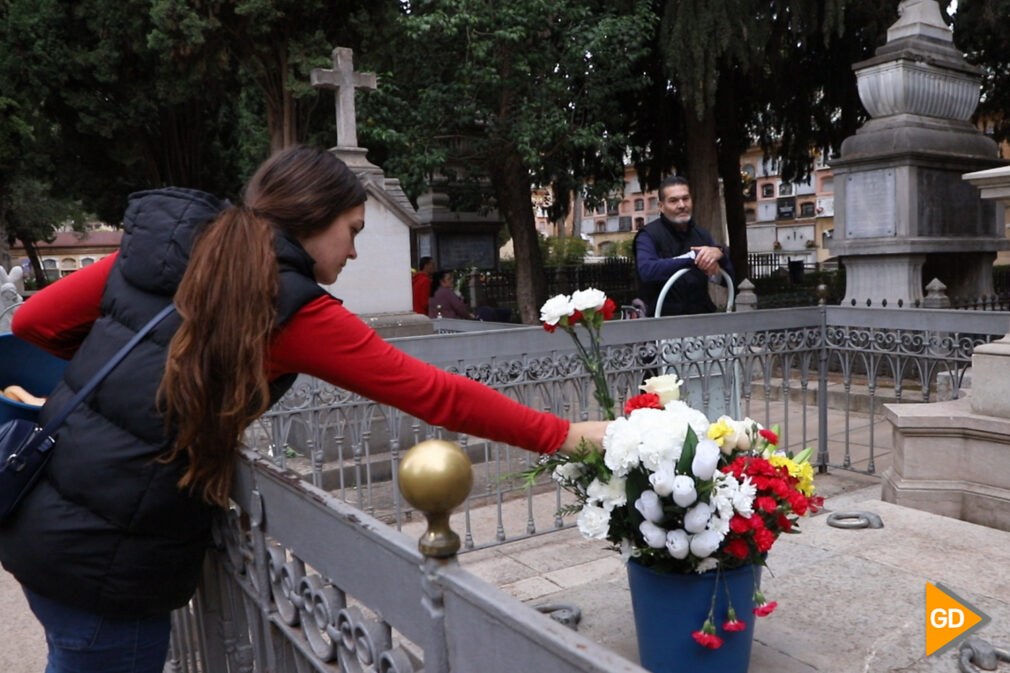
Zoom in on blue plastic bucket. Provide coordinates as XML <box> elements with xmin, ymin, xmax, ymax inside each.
<box><xmin>0</xmin><ymin>333</ymin><xmax>68</xmax><ymax>424</ymax></box>
<box><xmin>627</xmin><ymin>560</ymin><xmax>762</xmax><ymax>673</ymax></box>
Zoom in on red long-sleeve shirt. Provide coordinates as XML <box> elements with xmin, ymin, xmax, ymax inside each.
<box><xmin>12</xmin><ymin>254</ymin><xmax>569</xmax><ymax>453</ymax></box>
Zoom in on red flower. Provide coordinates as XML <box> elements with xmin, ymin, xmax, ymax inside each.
<box><xmin>754</xmin><ymin>496</ymin><xmax>778</xmax><ymax>513</ymax></box>
<box><xmin>722</xmin><ymin>618</ymin><xmax>747</xmax><ymax>632</ymax></box>
<box><xmin>759</xmin><ymin>428</ymin><xmax>779</xmax><ymax>445</ymax></box>
<box><xmin>600</xmin><ymin>298</ymin><xmax>617</xmax><ymax>320</ymax></box>
<box><xmin>776</xmin><ymin>514</ymin><xmax>793</xmax><ymax>532</ymax></box>
<box><xmin>753</xmin><ymin>601</ymin><xmax>778</xmax><ymax>617</ymax></box>
<box><xmin>624</xmin><ymin>393</ymin><xmax>662</xmax><ymax>415</ymax></box>
<box><xmin>691</xmin><ymin>631</ymin><xmax>724</xmax><ymax>649</ymax></box>
<box><xmin>724</xmin><ymin>538</ymin><xmax>750</xmax><ymax>559</ymax></box>
<box><xmin>753</xmin><ymin>527</ymin><xmax>776</xmax><ymax>552</ymax></box>
<box><xmin>729</xmin><ymin>515</ymin><xmax>751</xmax><ymax>534</ymax></box>
<box><xmin>542</xmin><ymin>322</ymin><xmax>557</xmax><ymax>333</ymax></box>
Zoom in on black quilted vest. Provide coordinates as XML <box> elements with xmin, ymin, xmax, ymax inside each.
<box><xmin>0</xmin><ymin>187</ymin><xmax>326</xmax><ymax>617</ymax></box>
<box><xmin>635</xmin><ymin>216</ymin><xmax>717</xmax><ymax>316</ymax></box>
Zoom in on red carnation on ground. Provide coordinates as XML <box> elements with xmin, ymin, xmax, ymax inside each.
<box><xmin>624</xmin><ymin>393</ymin><xmax>663</xmax><ymax>415</ymax></box>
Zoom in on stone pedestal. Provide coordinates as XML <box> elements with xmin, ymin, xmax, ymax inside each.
<box><xmin>882</xmin><ymin>397</ymin><xmax>1010</xmax><ymax>532</ymax></box>
<box><xmin>881</xmin><ymin>158</ymin><xmax>1010</xmax><ymax>532</ymax></box>
<box><xmin>828</xmin><ymin>0</ymin><xmax>1006</xmax><ymax>306</ymax></box>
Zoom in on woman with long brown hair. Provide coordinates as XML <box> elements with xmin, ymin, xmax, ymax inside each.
<box><xmin>2</xmin><ymin>146</ymin><xmax>608</xmax><ymax>673</ymax></box>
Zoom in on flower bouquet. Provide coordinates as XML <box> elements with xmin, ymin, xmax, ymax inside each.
<box><xmin>533</xmin><ymin>288</ymin><xmax>822</xmax><ymax>667</ymax></box>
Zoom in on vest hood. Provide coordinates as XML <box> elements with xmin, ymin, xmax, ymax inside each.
<box><xmin>120</xmin><ymin>187</ymin><xmax>228</xmax><ymax>295</ymax></box>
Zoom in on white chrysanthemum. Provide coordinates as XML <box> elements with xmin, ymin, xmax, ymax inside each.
<box><xmin>640</xmin><ymin>374</ymin><xmax>683</xmax><ymax>405</ymax></box>
<box><xmin>634</xmin><ymin>489</ymin><xmax>664</xmax><ymax>523</ymax></box>
<box><xmin>709</xmin><ymin>476</ymin><xmax>737</xmax><ymax>522</ymax></box>
<box><xmin>587</xmin><ymin>477</ymin><xmax>627</xmax><ymax>512</ymax></box>
<box><xmin>639</xmin><ymin>520</ymin><xmax>668</xmax><ymax>549</ymax></box>
<box><xmin>665</xmin><ymin>529</ymin><xmax>690</xmax><ymax>559</ymax></box>
<box><xmin>552</xmin><ymin>461</ymin><xmax>586</xmax><ymax>484</ymax></box>
<box><xmin>571</xmin><ymin>288</ymin><xmax>607</xmax><ymax>312</ymax></box>
<box><xmin>689</xmin><ymin>529</ymin><xmax>724</xmax><ymax>559</ymax></box>
<box><xmin>620</xmin><ymin>538</ymin><xmax>641</xmax><ymax>562</ymax></box>
<box><xmin>539</xmin><ymin>293</ymin><xmax>573</xmax><ymax>325</ymax></box>
<box><xmin>683</xmin><ymin>501</ymin><xmax>713</xmax><ymax>534</ymax></box>
<box><xmin>732</xmin><ymin>475</ymin><xmax>757</xmax><ymax>516</ymax></box>
<box><xmin>691</xmin><ymin>438</ymin><xmax>722</xmax><ymax>481</ymax></box>
<box><xmin>707</xmin><ymin>512</ymin><xmax>732</xmax><ymax>536</ymax></box>
<box><xmin>648</xmin><ymin>462</ymin><xmax>678</xmax><ymax>497</ymax></box>
<box><xmin>695</xmin><ymin>557</ymin><xmax>719</xmax><ymax>574</ymax></box>
<box><xmin>672</xmin><ymin>475</ymin><xmax>698</xmax><ymax>507</ymax></box>
<box><xmin>664</xmin><ymin>400</ymin><xmax>710</xmax><ymax>440</ymax></box>
<box><xmin>577</xmin><ymin>504</ymin><xmax>611</xmax><ymax>540</ymax></box>
<box><xmin>603</xmin><ymin>417</ymin><xmax>641</xmax><ymax>476</ymax></box>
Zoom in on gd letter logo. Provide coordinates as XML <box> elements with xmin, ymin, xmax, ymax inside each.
<box><xmin>925</xmin><ymin>582</ymin><xmax>990</xmax><ymax>655</ymax></box>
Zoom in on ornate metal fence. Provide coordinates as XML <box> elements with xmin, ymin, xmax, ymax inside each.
<box><xmin>169</xmin><ymin>305</ymin><xmax>1007</xmax><ymax>672</ymax></box>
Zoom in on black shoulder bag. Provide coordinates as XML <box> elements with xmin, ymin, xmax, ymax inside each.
<box><xmin>0</xmin><ymin>303</ymin><xmax>175</xmax><ymax>523</ymax></box>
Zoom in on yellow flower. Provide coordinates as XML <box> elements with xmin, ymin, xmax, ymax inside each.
<box><xmin>768</xmin><ymin>455</ymin><xmax>816</xmax><ymax>496</ymax></box>
<box><xmin>707</xmin><ymin>420</ymin><xmax>733</xmax><ymax>447</ymax></box>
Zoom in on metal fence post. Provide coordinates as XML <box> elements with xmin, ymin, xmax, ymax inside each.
<box><xmin>817</xmin><ymin>284</ymin><xmax>830</xmax><ymax>473</ymax></box>
<box><xmin>398</xmin><ymin>439</ymin><xmax>474</xmax><ymax>673</ymax></box>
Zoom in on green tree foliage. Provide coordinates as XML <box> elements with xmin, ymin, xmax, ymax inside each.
<box><xmin>358</xmin><ymin>0</ymin><xmax>656</xmax><ymax>323</ymax></box>
<box><xmin>953</xmin><ymin>0</ymin><xmax>1010</xmax><ymax>145</ymax></box>
<box><xmin>540</xmin><ymin>236</ymin><xmax>590</xmax><ymax>266</ymax></box>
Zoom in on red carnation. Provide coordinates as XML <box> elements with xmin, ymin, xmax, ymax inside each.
<box><xmin>729</xmin><ymin>515</ymin><xmax>752</xmax><ymax>534</ymax></box>
<box><xmin>776</xmin><ymin>514</ymin><xmax>793</xmax><ymax>532</ymax></box>
<box><xmin>542</xmin><ymin>322</ymin><xmax>557</xmax><ymax>333</ymax></box>
<box><xmin>570</xmin><ymin>309</ymin><xmax>584</xmax><ymax>323</ymax></box>
<box><xmin>691</xmin><ymin>631</ymin><xmax>724</xmax><ymax>649</ymax></box>
<box><xmin>624</xmin><ymin>393</ymin><xmax>663</xmax><ymax>415</ymax></box>
<box><xmin>755</xmin><ymin>496</ymin><xmax>778</xmax><ymax>513</ymax></box>
<box><xmin>753</xmin><ymin>527</ymin><xmax>776</xmax><ymax>552</ymax></box>
<box><xmin>753</xmin><ymin>601</ymin><xmax>778</xmax><ymax>617</ymax></box>
<box><xmin>725</xmin><ymin>538</ymin><xmax>750</xmax><ymax>559</ymax></box>
<box><xmin>600</xmin><ymin>297</ymin><xmax>617</xmax><ymax>320</ymax></box>
<box><xmin>759</xmin><ymin>428</ymin><xmax>779</xmax><ymax>445</ymax></box>
<box><xmin>723</xmin><ymin>618</ymin><xmax>747</xmax><ymax>632</ymax></box>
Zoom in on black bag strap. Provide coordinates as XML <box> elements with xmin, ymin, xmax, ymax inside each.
<box><xmin>37</xmin><ymin>303</ymin><xmax>176</xmax><ymax>438</ymax></box>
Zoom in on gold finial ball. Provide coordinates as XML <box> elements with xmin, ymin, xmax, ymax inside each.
<box><xmin>398</xmin><ymin>439</ymin><xmax>473</xmax><ymax>514</ymax></box>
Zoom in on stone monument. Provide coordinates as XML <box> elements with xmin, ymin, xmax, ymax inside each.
<box><xmin>311</xmin><ymin>47</ymin><xmax>430</xmax><ymax>337</ymax></box>
<box><xmin>828</xmin><ymin>0</ymin><xmax>1007</xmax><ymax>306</ymax></box>
<box><xmin>882</xmin><ymin>164</ymin><xmax>1010</xmax><ymax>532</ymax></box>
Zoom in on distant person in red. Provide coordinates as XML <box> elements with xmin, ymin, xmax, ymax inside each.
<box><xmin>412</xmin><ymin>256</ymin><xmax>435</xmax><ymax>315</ymax></box>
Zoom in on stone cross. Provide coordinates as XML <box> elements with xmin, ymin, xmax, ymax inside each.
<box><xmin>310</xmin><ymin>47</ymin><xmax>377</xmax><ymax>149</ymax></box>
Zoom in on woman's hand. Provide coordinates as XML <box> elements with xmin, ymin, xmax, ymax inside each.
<box><xmin>559</xmin><ymin>420</ymin><xmax>610</xmax><ymax>456</ymax></box>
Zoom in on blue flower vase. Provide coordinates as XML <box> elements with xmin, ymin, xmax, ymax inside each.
<box><xmin>626</xmin><ymin>559</ymin><xmax>762</xmax><ymax>673</ymax></box>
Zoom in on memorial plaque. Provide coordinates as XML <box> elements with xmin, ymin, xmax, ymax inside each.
<box><xmin>845</xmin><ymin>170</ymin><xmax>896</xmax><ymax>238</ymax></box>
<box><xmin>438</xmin><ymin>233</ymin><xmax>496</xmax><ymax>269</ymax></box>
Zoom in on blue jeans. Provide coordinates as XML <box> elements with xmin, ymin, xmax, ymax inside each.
<box><xmin>23</xmin><ymin>587</ymin><xmax>171</xmax><ymax>673</ymax></box>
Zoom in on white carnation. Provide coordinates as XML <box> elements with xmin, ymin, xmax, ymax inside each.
<box><xmin>683</xmin><ymin>501</ymin><xmax>713</xmax><ymax>534</ymax></box>
<box><xmin>665</xmin><ymin>529</ymin><xmax>690</xmax><ymax>559</ymax></box>
<box><xmin>571</xmin><ymin>288</ymin><xmax>607</xmax><ymax>312</ymax></box>
<box><xmin>689</xmin><ymin>529</ymin><xmax>724</xmax><ymax>559</ymax></box>
<box><xmin>539</xmin><ymin>294</ymin><xmax>574</xmax><ymax>326</ymax></box>
<box><xmin>639</xmin><ymin>520</ymin><xmax>668</xmax><ymax>549</ymax></box>
<box><xmin>552</xmin><ymin>461</ymin><xmax>585</xmax><ymax>484</ymax></box>
<box><xmin>587</xmin><ymin>477</ymin><xmax>627</xmax><ymax>512</ymax></box>
<box><xmin>664</xmin><ymin>400</ymin><xmax>710</xmax><ymax>440</ymax></box>
<box><xmin>634</xmin><ymin>489</ymin><xmax>664</xmax><ymax>523</ymax></box>
<box><xmin>732</xmin><ymin>475</ymin><xmax>757</xmax><ymax>516</ymax></box>
<box><xmin>577</xmin><ymin>504</ymin><xmax>611</xmax><ymax>540</ymax></box>
<box><xmin>603</xmin><ymin>417</ymin><xmax>641</xmax><ymax>477</ymax></box>
<box><xmin>691</xmin><ymin>438</ymin><xmax>722</xmax><ymax>481</ymax></box>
